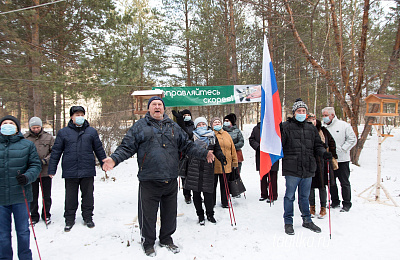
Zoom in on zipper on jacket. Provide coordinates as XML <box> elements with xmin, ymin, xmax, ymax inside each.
<box><xmin>140</xmin><ymin>153</ymin><xmax>147</xmax><ymax>171</ymax></box>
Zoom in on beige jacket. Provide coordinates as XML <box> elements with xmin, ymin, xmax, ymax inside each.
<box><xmin>24</xmin><ymin>130</ymin><xmax>55</xmax><ymax>177</ymax></box>
<box><xmin>213</xmin><ymin>129</ymin><xmax>238</xmax><ymax>174</ymax></box>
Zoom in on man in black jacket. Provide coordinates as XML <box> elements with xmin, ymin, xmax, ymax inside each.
<box><xmin>48</xmin><ymin>106</ymin><xmax>106</xmax><ymax>232</ymax></box>
<box><xmin>102</xmin><ymin>97</ymin><xmax>214</xmax><ymax>257</ymax></box>
<box><xmin>281</xmin><ymin>99</ymin><xmax>332</xmax><ymax>235</ymax></box>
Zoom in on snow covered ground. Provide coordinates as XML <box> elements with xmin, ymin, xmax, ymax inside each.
<box><xmin>14</xmin><ymin>125</ymin><xmax>400</xmax><ymax>259</ymax></box>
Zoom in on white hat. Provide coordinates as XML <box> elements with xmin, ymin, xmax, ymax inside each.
<box><xmin>194</xmin><ymin>117</ymin><xmax>208</xmax><ymax>128</ymax></box>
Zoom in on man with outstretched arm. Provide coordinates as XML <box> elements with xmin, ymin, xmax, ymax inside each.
<box><xmin>102</xmin><ymin>96</ymin><xmax>214</xmax><ymax>257</ymax></box>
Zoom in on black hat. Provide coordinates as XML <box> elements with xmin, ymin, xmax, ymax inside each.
<box><xmin>70</xmin><ymin>106</ymin><xmax>85</xmax><ymax>116</ymax></box>
<box><xmin>224</xmin><ymin>113</ymin><xmax>237</xmax><ymax>126</ymax></box>
<box><xmin>147</xmin><ymin>96</ymin><xmax>165</xmax><ymax>109</ymax></box>
<box><xmin>181</xmin><ymin>109</ymin><xmax>191</xmax><ymax>116</ymax></box>
<box><xmin>0</xmin><ymin>115</ymin><xmax>21</xmax><ymax>133</ymax></box>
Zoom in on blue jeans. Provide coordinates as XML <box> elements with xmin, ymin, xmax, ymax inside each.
<box><xmin>283</xmin><ymin>176</ymin><xmax>312</xmax><ymax>225</ymax></box>
<box><xmin>0</xmin><ymin>203</ymin><xmax>32</xmax><ymax>260</ymax></box>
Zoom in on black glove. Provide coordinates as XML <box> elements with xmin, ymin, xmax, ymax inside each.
<box><xmin>323</xmin><ymin>152</ymin><xmax>333</xmax><ymax>160</ymax></box>
<box><xmin>220</xmin><ymin>156</ymin><xmax>227</xmax><ymax>166</ymax></box>
<box><xmin>172</xmin><ymin>110</ymin><xmax>184</xmax><ymax>127</ymax></box>
<box><xmin>16</xmin><ymin>174</ymin><xmax>28</xmax><ymax>186</ymax></box>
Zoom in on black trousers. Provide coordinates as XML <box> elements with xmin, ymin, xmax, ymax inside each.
<box><xmin>64</xmin><ymin>177</ymin><xmax>94</xmax><ymax>224</ymax></box>
<box><xmin>260</xmin><ymin>171</ymin><xmax>278</xmax><ymax>200</ymax></box>
<box><xmin>213</xmin><ymin>173</ymin><xmax>230</xmax><ymax>207</ymax></box>
<box><xmin>193</xmin><ymin>191</ymin><xmax>214</xmax><ymax>217</ymax></box>
<box><xmin>181</xmin><ymin>178</ymin><xmax>191</xmax><ymax>198</ymax></box>
<box><xmin>330</xmin><ymin>161</ymin><xmax>352</xmax><ymax>208</ymax></box>
<box><xmin>138</xmin><ymin>179</ymin><xmax>177</xmax><ymax>250</ymax></box>
<box><xmin>30</xmin><ymin>176</ymin><xmax>52</xmax><ymax>221</ymax></box>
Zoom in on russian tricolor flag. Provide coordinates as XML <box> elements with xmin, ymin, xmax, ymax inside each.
<box><xmin>260</xmin><ymin>36</ymin><xmax>283</xmax><ymax>180</ymax></box>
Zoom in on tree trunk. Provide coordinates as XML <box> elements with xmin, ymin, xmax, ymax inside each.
<box><xmin>185</xmin><ymin>0</ymin><xmax>191</xmax><ymax>86</ymax></box>
<box><xmin>32</xmin><ymin>0</ymin><xmax>42</xmax><ymax>118</ymax></box>
<box><xmin>351</xmin><ymin>17</ymin><xmax>400</xmax><ymax>164</ymax></box>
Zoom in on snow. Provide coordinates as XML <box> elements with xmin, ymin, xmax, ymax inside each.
<box><xmin>15</xmin><ymin>125</ymin><xmax>400</xmax><ymax>259</ymax></box>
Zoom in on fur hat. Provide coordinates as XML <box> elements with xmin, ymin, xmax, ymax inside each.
<box><xmin>70</xmin><ymin>106</ymin><xmax>85</xmax><ymax>116</ymax></box>
<box><xmin>181</xmin><ymin>109</ymin><xmax>191</xmax><ymax>116</ymax></box>
<box><xmin>194</xmin><ymin>117</ymin><xmax>208</xmax><ymax>128</ymax></box>
<box><xmin>147</xmin><ymin>96</ymin><xmax>165</xmax><ymax>109</ymax></box>
<box><xmin>292</xmin><ymin>98</ymin><xmax>308</xmax><ymax>113</ymax></box>
<box><xmin>29</xmin><ymin>117</ymin><xmax>42</xmax><ymax>128</ymax></box>
<box><xmin>0</xmin><ymin>115</ymin><xmax>21</xmax><ymax>133</ymax></box>
<box><xmin>224</xmin><ymin>113</ymin><xmax>237</xmax><ymax>126</ymax></box>
<box><xmin>210</xmin><ymin>117</ymin><xmax>222</xmax><ymax>126</ymax></box>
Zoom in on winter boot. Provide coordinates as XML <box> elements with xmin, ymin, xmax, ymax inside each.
<box><xmin>64</xmin><ymin>222</ymin><xmax>75</xmax><ymax>232</ymax></box>
<box><xmin>302</xmin><ymin>221</ymin><xmax>321</xmax><ymax>233</ymax></box>
<box><xmin>207</xmin><ymin>215</ymin><xmax>217</xmax><ymax>224</ymax></box>
<box><xmin>144</xmin><ymin>246</ymin><xmax>156</xmax><ymax>257</ymax></box>
<box><xmin>198</xmin><ymin>215</ymin><xmax>205</xmax><ymax>226</ymax></box>
<box><xmin>310</xmin><ymin>205</ymin><xmax>316</xmax><ymax>218</ymax></box>
<box><xmin>285</xmin><ymin>224</ymin><xmax>295</xmax><ymax>235</ymax></box>
<box><xmin>184</xmin><ymin>195</ymin><xmax>192</xmax><ymax>204</ymax></box>
<box><xmin>318</xmin><ymin>207</ymin><xmax>327</xmax><ymax>219</ymax></box>
<box><xmin>84</xmin><ymin>219</ymin><xmax>95</xmax><ymax>228</ymax></box>
<box><xmin>159</xmin><ymin>242</ymin><xmax>180</xmax><ymax>254</ymax></box>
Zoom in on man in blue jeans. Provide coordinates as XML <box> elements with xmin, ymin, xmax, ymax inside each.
<box><xmin>281</xmin><ymin>99</ymin><xmax>332</xmax><ymax>235</ymax></box>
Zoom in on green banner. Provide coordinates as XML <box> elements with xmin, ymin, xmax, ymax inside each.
<box><xmin>153</xmin><ymin>85</ymin><xmax>261</xmax><ymax>107</ymax></box>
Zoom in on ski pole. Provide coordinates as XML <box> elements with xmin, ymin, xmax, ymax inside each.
<box><xmin>222</xmin><ymin>166</ymin><xmax>236</xmax><ymax>226</ymax></box>
<box><xmin>19</xmin><ymin>172</ymin><xmax>42</xmax><ymax>260</ymax></box>
<box><xmin>327</xmin><ymin>160</ymin><xmax>332</xmax><ymax>239</ymax></box>
<box><xmin>39</xmin><ymin>175</ymin><xmax>49</xmax><ymax>229</ymax></box>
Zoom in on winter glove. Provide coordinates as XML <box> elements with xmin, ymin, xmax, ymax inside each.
<box><xmin>323</xmin><ymin>152</ymin><xmax>333</xmax><ymax>160</ymax></box>
<box><xmin>219</xmin><ymin>156</ymin><xmax>227</xmax><ymax>166</ymax></box>
<box><xmin>172</xmin><ymin>110</ymin><xmax>184</xmax><ymax>127</ymax></box>
<box><xmin>16</xmin><ymin>174</ymin><xmax>28</xmax><ymax>186</ymax></box>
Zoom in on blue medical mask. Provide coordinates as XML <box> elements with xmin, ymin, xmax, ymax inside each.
<box><xmin>213</xmin><ymin>125</ymin><xmax>222</xmax><ymax>131</ymax></box>
<box><xmin>196</xmin><ymin>126</ymin><xmax>208</xmax><ymax>135</ymax></box>
<box><xmin>322</xmin><ymin>116</ymin><xmax>331</xmax><ymax>124</ymax></box>
<box><xmin>184</xmin><ymin>116</ymin><xmax>191</xmax><ymax>122</ymax></box>
<box><xmin>223</xmin><ymin>121</ymin><xmax>231</xmax><ymax>127</ymax></box>
<box><xmin>295</xmin><ymin>114</ymin><xmax>307</xmax><ymax>122</ymax></box>
<box><xmin>1</xmin><ymin>124</ymin><xmax>17</xmax><ymax>135</ymax></box>
<box><xmin>75</xmin><ymin>116</ymin><xmax>85</xmax><ymax>126</ymax></box>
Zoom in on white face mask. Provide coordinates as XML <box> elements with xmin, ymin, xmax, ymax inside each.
<box><xmin>322</xmin><ymin>116</ymin><xmax>331</xmax><ymax>124</ymax></box>
<box><xmin>184</xmin><ymin>116</ymin><xmax>191</xmax><ymax>122</ymax></box>
<box><xmin>223</xmin><ymin>121</ymin><xmax>231</xmax><ymax>127</ymax></box>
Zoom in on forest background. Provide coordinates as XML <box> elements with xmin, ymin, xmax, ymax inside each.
<box><xmin>1</xmin><ymin>0</ymin><xmax>399</xmax><ymax>165</ymax></box>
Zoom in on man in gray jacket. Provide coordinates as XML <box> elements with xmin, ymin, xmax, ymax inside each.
<box><xmin>24</xmin><ymin>117</ymin><xmax>55</xmax><ymax>225</ymax></box>
<box><xmin>102</xmin><ymin>96</ymin><xmax>214</xmax><ymax>257</ymax></box>
<box><xmin>322</xmin><ymin>107</ymin><xmax>357</xmax><ymax>212</ymax></box>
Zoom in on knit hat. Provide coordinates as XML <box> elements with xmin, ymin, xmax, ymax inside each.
<box><xmin>210</xmin><ymin>117</ymin><xmax>222</xmax><ymax>126</ymax></box>
<box><xmin>306</xmin><ymin>113</ymin><xmax>315</xmax><ymax>120</ymax></box>
<box><xmin>224</xmin><ymin>113</ymin><xmax>237</xmax><ymax>126</ymax></box>
<box><xmin>181</xmin><ymin>109</ymin><xmax>191</xmax><ymax>116</ymax></box>
<box><xmin>147</xmin><ymin>96</ymin><xmax>165</xmax><ymax>109</ymax></box>
<box><xmin>0</xmin><ymin>115</ymin><xmax>21</xmax><ymax>133</ymax></box>
<box><xmin>70</xmin><ymin>106</ymin><xmax>86</xmax><ymax>116</ymax></box>
<box><xmin>292</xmin><ymin>98</ymin><xmax>308</xmax><ymax>113</ymax></box>
<box><xmin>194</xmin><ymin>117</ymin><xmax>208</xmax><ymax>128</ymax></box>
<box><xmin>29</xmin><ymin>117</ymin><xmax>42</xmax><ymax>128</ymax></box>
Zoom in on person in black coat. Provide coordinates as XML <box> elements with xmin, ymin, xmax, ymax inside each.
<box><xmin>249</xmin><ymin>122</ymin><xmax>279</xmax><ymax>202</ymax></box>
<box><xmin>306</xmin><ymin>115</ymin><xmax>337</xmax><ymax>218</ymax></box>
<box><xmin>281</xmin><ymin>99</ymin><xmax>332</xmax><ymax>235</ymax></box>
<box><xmin>184</xmin><ymin>117</ymin><xmax>226</xmax><ymax>225</ymax></box>
<box><xmin>102</xmin><ymin>97</ymin><xmax>215</xmax><ymax>256</ymax></box>
<box><xmin>48</xmin><ymin>106</ymin><xmax>106</xmax><ymax>232</ymax></box>
<box><xmin>172</xmin><ymin>109</ymin><xmax>195</xmax><ymax>204</ymax></box>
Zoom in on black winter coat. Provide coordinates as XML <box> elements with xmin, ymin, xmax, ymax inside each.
<box><xmin>110</xmin><ymin>113</ymin><xmax>208</xmax><ymax>182</ymax></box>
<box><xmin>281</xmin><ymin>118</ymin><xmax>326</xmax><ymax>178</ymax></box>
<box><xmin>249</xmin><ymin>123</ymin><xmax>279</xmax><ymax>172</ymax></box>
<box><xmin>311</xmin><ymin>120</ymin><xmax>337</xmax><ymax>188</ymax></box>
<box><xmin>185</xmin><ymin>136</ymin><xmax>225</xmax><ymax>193</ymax></box>
<box><xmin>48</xmin><ymin>120</ymin><xmax>106</xmax><ymax>178</ymax></box>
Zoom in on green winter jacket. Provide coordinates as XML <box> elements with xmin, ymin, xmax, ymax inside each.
<box><xmin>223</xmin><ymin>125</ymin><xmax>244</xmax><ymax>150</ymax></box>
<box><xmin>0</xmin><ymin>132</ymin><xmax>42</xmax><ymax>206</ymax></box>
